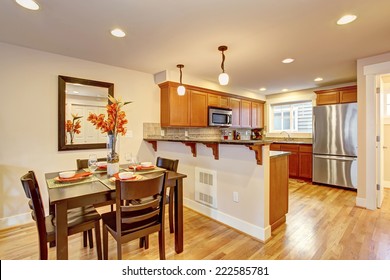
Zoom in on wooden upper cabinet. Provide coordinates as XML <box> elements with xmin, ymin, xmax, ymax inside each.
<box><xmin>229</xmin><ymin>97</ymin><xmax>241</xmax><ymax>127</ymax></box>
<box><xmin>241</xmin><ymin>100</ymin><xmax>251</xmax><ymax>128</ymax></box>
<box><xmin>190</xmin><ymin>90</ymin><xmax>208</xmax><ymax>127</ymax></box>
<box><xmin>220</xmin><ymin>96</ymin><xmax>229</xmax><ymax>108</ymax></box>
<box><xmin>251</xmin><ymin>101</ymin><xmax>264</xmax><ymax>128</ymax></box>
<box><xmin>340</xmin><ymin>87</ymin><xmax>357</xmax><ymax>103</ymax></box>
<box><xmin>160</xmin><ymin>82</ymin><xmax>190</xmax><ymax>127</ymax></box>
<box><xmin>315</xmin><ymin>85</ymin><xmax>357</xmax><ymax>105</ymax></box>
<box><xmin>159</xmin><ymin>81</ymin><xmax>265</xmax><ymax>128</ymax></box>
<box><xmin>208</xmin><ymin>93</ymin><xmax>230</xmax><ymax>108</ymax></box>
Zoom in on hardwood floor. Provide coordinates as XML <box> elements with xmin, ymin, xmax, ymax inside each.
<box><xmin>1</xmin><ymin>181</ymin><xmax>389</xmax><ymax>260</ymax></box>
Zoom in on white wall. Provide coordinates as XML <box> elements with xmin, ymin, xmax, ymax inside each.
<box><xmin>0</xmin><ymin>43</ymin><xmax>160</xmax><ymax>227</ymax></box>
<box><xmin>356</xmin><ymin>52</ymin><xmax>390</xmax><ymax>208</ymax></box>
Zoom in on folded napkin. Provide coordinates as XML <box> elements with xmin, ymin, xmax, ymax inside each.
<box><xmin>129</xmin><ymin>165</ymin><xmax>155</xmax><ymax>171</ymax></box>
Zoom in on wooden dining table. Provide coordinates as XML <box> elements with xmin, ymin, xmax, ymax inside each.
<box><xmin>45</xmin><ymin>166</ymin><xmax>187</xmax><ymax>260</ymax></box>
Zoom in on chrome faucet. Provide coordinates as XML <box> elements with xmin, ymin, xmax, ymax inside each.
<box><xmin>280</xmin><ymin>131</ymin><xmax>292</xmax><ymax>141</ymax></box>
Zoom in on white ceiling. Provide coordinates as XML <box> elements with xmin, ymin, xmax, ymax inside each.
<box><xmin>1</xmin><ymin>0</ymin><xmax>389</xmax><ymax>95</ymax></box>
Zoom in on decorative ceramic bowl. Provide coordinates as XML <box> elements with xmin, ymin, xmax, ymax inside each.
<box><xmin>141</xmin><ymin>162</ymin><xmax>152</xmax><ymax>167</ymax></box>
<box><xmin>59</xmin><ymin>171</ymin><xmax>76</xmax><ymax>179</ymax></box>
<box><xmin>118</xmin><ymin>172</ymin><xmax>134</xmax><ymax>180</ymax></box>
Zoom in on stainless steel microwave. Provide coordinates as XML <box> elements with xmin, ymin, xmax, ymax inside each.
<box><xmin>208</xmin><ymin>107</ymin><xmax>232</xmax><ymax>127</ymax></box>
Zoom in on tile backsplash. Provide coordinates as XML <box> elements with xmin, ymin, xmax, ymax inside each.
<box><xmin>143</xmin><ymin>123</ymin><xmax>255</xmax><ymax>141</ymax></box>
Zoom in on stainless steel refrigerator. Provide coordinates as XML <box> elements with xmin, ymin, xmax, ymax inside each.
<box><xmin>312</xmin><ymin>103</ymin><xmax>358</xmax><ymax>189</ymax></box>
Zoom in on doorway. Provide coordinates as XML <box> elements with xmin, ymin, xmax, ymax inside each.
<box><xmin>376</xmin><ymin>74</ymin><xmax>390</xmax><ymax>208</ymax></box>
<box><xmin>362</xmin><ymin>59</ymin><xmax>390</xmax><ymax>210</ymax></box>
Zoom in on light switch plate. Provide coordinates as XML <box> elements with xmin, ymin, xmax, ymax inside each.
<box><xmin>233</xmin><ymin>192</ymin><xmax>239</xmax><ymax>203</ymax></box>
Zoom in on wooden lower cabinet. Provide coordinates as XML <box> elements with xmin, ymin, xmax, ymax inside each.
<box><xmin>280</xmin><ymin>144</ymin><xmax>299</xmax><ymax>177</ymax></box>
<box><xmin>298</xmin><ymin>144</ymin><xmax>313</xmax><ymax>179</ymax></box>
<box><xmin>270</xmin><ymin>154</ymin><xmax>289</xmax><ymax>231</ymax></box>
<box><xmin>270</xmin><ymin>143</ymin><xmax>312</xmax><ymax>180</ymax></box>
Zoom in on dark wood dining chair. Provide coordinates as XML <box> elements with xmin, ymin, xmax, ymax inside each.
<box><xmin>76</xmin><ymin>157</ymin><xmax>107</xmax><ymax>170</ymax></box>
<box><xmin>20</xmin><ymin>170</ymin><xmax>102</xmax><ymax>260</ymax></box>
<box><xmin>101</xmin><ymin>172</ymin><xmax>168</xmax><ymax>260</ymax></box>
<box><xmin>156</xmin><ymin>156</ymin><xmax>179</xmax><ymax>234</ymax></box>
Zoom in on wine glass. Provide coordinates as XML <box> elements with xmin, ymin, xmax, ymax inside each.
<box><xmin>130</xmin><ymin>156</ymin><xmax>139</xmax><ymax>173</ymax></box>
<box><xmin>125</xmin><ymin>152</ymin><xmax>132</xmax><ymax>166</ymax></box>
<box><xmin>88</xmin><ymin>154</ymin><xmax>98</xmax><ymax>173</ymax></box>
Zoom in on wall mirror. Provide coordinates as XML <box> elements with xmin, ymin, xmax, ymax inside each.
<box><xmin>58</xmin><ymin>75</ymin><xmax>114</xmax><ymax>151</ymax></box>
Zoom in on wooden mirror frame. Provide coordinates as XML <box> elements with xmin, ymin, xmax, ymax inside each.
<box><xmin>58</xmin><ymin>75</ymin><xmax>114</xmax><ymax>151</ymax></box>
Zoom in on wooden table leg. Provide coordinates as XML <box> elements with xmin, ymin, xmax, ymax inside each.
<box><xmin>55</xmin><ymin>201</ymin><xmax>68</xmax><ymax>260</ymax></box>
<box><xmin>174</xmin><ymin>178</ymin><xmax>184</xmax><ymax>253</ymax></box>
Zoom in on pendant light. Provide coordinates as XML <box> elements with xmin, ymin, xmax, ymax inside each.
<box><xmin>177</xmin><ymin>64</ymin><xmax>186</xmax><ymax>96</ymax></box>
<box><xmin>218</xmin><ymin>45</ymin><xmax>229</xmax><ymax>85</ymax></box>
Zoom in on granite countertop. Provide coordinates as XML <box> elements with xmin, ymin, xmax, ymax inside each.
<box><xmin>144</xmin><ymin>137</ymin><xmax>272</xmax><ymax>145</ymax></box>
<box><xmin>270</xmin><ymin>151</ymin><xmax>291</xmax><ymax>158</ymax></box>
<box><xmin>265</xmin><ymin>137</ymin><xmax>312</xmax><ymax>144</ymax></box>
<box><xmin>144</xmin><ymin>136</ymin><xmax>312</xmax><ymax>145</ymax></box>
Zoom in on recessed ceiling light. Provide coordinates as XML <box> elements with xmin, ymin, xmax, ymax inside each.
<box><xmin>282</xmin><ymin>89</ymin><xmax>288</xmax><ymax>92</ymax></box>
<box><xmin>282</xmin><ymin>58</ymin><xmax>294</xmax><ymax>64</ymax></box>
<box><xmin>259</xmin><ymin>87</ymin><xmax>267</xmax><ymax>91</ymax></box>
<box><xmin>314</xmin><ymin>77</ymin><xmax>323</xmax><ymax>82</ymax></box>
<box><xmin>111</xmin><ymin>28</ymin><xmax>126</xmax><ymax>38</ymax></box>
<box><xmin>15</xmin><ymin>0</ymin><xmax>39</xmax><ymax>10</ymax></box>
<box><xmin>337</xmin><ymin>15</ymin><xmax>357</xmax><ymax>25</ymax></box>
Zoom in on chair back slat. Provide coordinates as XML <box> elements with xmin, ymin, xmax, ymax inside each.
<box><xmin>115</xmin><ymin>172</ymin><xmax>167</xmax><ymax>235</ymax></box>
<box><xmin>121</xmin><ymin>197</ymin><xmax>160</xmax><ymax>212</ymax></box>
<box><xmin>121</xmin><ymin>209</ymin><xmax>160</xmax><ymax>224</ymax></box>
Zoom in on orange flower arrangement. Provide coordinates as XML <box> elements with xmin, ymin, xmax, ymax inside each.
<box><xmin>87</xmin><ymin>95</ymin><xmax>132</xmax><ymax>166</ymax></box>
<box><xmin>87</xmin><ymin>95</ymin><xmax>131</xmax><ymax>137</ymax></box>
<box><xmin>66</xmin><ymin>114</ymin><xmax>82</xmax><ymax>144</ymax></box>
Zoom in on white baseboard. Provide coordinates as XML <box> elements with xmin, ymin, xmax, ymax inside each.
<box><xmin>384</xmin><ymin>180</ymin><xmax>390</xmax><ymax>189</ymax></box>
<box><xmin>184</xmin><ymin>198</ymin><xmax>271</xmax><ymax>242</ymax></box>
<box><xmin>0</xmin><ymin>212</ymin><xmax>32</xmax><ymax>230</ymax></box>
<box><xmin>355</xmin><ymin>196</ymin><xmax>366</xmax><ymax>208</ymax></box>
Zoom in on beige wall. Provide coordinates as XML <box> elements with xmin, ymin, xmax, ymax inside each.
<box><xmin>0</xmin><ymin>42</ymin><xmax>160</xmax><ymax>227</ymax></box>
<box><xmin>0</xmin><ymin>43</ymin><xmax>271</xmax><ymax>241</ymax></box>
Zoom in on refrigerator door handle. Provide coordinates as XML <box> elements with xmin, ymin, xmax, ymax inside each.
<box><xmin>312</xmin><ymin>114</ymin><xmax>315</xmax><ymax>144</ymax></box>
<box><xmin>314</xmin><ymin>155</ymin><xmax>356</xmax><ymax>161</ymax></box>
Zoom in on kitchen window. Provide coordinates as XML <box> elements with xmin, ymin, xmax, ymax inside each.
<box><xmin>270</xmin><ymin>101</ymin><xmax>313</xmax><ymax>133</ymax></box>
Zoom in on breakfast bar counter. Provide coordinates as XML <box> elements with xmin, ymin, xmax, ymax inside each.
<box><xmin>144</xmin><ymin>137</ymin><xmax>271</xmax><ymax>165</ymax></box>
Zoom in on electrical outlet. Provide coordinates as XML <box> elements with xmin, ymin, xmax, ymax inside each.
<box><xmin>185</xmin><ymin>130</ymin><xmax>188</xmax><ymax>137</ymax></box>
<box><xmin>160</xmin><ymin>129</ymin><xmax>165</xmax><ymax>137</ymax></box>
<box><xmin>233</xmin><ymin>191</ymin><xmax>239</xmax><ymax>203</ymax></box>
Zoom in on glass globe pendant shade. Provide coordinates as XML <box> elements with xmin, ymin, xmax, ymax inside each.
<box><xmin>219</xmin><ymin>72</ymin><xmax>229</xmax><ymax>86</ymax></box>
<box><xmin>177</xmin><ymin>85</ymin><xmax>186</xmax><ymax>96</ymax></box>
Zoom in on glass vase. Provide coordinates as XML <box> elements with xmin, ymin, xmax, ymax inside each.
<box><xmin>107</xmin><ymin>134</ymin><xmax>120</xmax><ymax>176</ymax></box>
